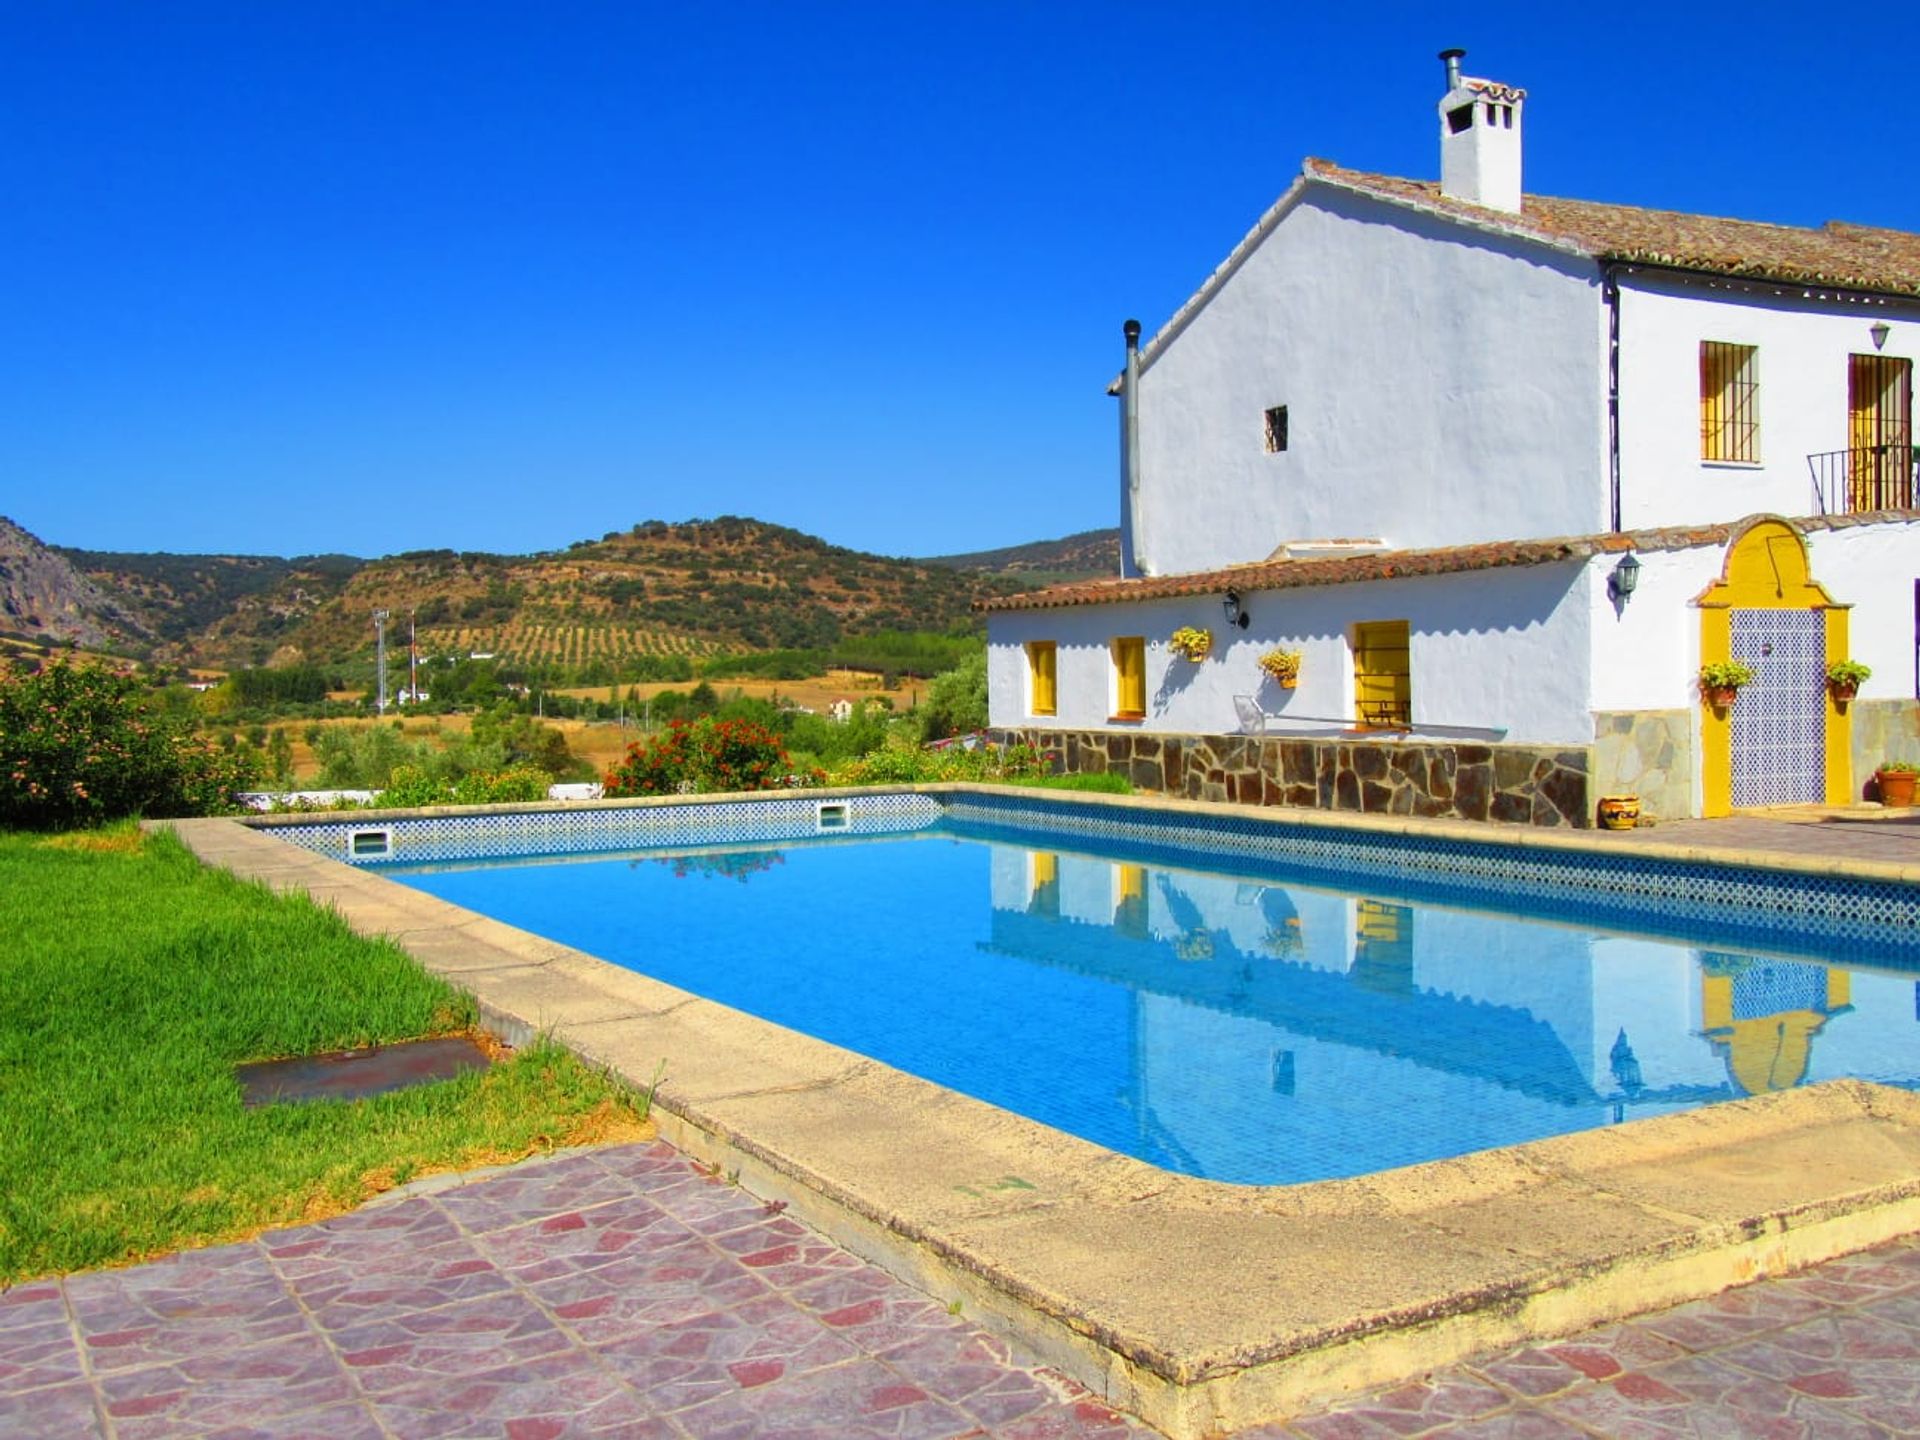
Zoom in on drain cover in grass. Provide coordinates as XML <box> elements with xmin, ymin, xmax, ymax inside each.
<box><xmin>237</xmin><ymin>1036</ymin><xmax>493</xmax><ymax>1107</ymax></box>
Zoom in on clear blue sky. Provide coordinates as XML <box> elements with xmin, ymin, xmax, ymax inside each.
<box><xmin>6</xmin><ymin>3</ymin><xmax>1916</xmax><ymax>561</ymax></box>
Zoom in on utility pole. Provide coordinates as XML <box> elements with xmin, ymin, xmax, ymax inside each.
<box><xmin>408</xmin><ymin>609</ymin><xmax>418</xmax><ymax>705</ymax></box>
<box><xmin>373</xmin><ymin>609</ymin><xmax>390</xmax><ymax>714</ymax></box>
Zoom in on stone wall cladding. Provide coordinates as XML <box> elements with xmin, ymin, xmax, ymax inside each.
<box><xmin>1851</xmin><ymin>698</ymin><xmax>1920</xmax><ymax>799</ymax></box>
<box><xmin>995</xmin><ymin>728</ymin><xmax>1593</xmax><ymax>828</ymax></box>
<box><xmin>1593</xmin><ymin>709</ymin><xmax>1694</xmax><ymax>822</ymax></box>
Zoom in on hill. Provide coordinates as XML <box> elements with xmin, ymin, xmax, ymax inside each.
<box><xmin>923</xmin><ymin>528</ymin><xmax>1120</xmax><ymax>585</ymax></box>
<box><xmin>52</xmin><ymin>516</ymin><xmax>1040</xmax><ymax>672</ymax></box>
<box><xmin>0</xmin><ymin>517</ymin><xmax>150</xmax><ymax>652</ymax></box>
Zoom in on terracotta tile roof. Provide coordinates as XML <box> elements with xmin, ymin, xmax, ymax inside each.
<box><xmin>1306</xmin><ymin>159</ymin><xmax>1920</xmax><ymax>296</ymax></box>
<box><xmin>974</xmin><ymin>510</ymin><xmax>1920</xmax><ymax>614</ymax></box>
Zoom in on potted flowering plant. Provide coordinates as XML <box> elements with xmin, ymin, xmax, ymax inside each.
<box><xmin>1257</xmin><ymin>648</ymin><xmax>1302</xmax><ymax>689</ymax></box>
<box><xmin>1876</xmin><ymin>759</ymin><xmax>1917</xmax><ymax>808</ymax></box>
<box><xmin>1827</xmin><ymin>659</ymin><xmax>1871</xmax><ymax>705</ymax></box>
<box><xmin>1699</xmin><ymin>659</ymin><xmax>1755</xmax><ymax>708</ymax></box>
<box><xmin>1169</xmin><ymin>626</ymin><xmax>1213</xmax><ymax>662</ymax></box>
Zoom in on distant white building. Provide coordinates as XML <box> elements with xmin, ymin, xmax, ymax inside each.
<box><xmin>986</xmin><ymin>52</ymin><xmax>1918</xmax><ymax>823</ymax></box>
<box><xmin>828</xmin><ymin>699</ymin><xmax>855</xmax><ymax>723</ymax></box>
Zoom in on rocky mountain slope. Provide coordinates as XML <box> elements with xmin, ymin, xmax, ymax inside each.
<box><xmin>0</xmin><ymin>517</ymin><xmax>149</xmax><ymax>651</ymax></box>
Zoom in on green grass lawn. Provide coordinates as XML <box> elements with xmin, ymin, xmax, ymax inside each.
<box><xmin>0</xmin><ymin>825</ymin><xmax>646</xmax><ymax>1283</ymax></box>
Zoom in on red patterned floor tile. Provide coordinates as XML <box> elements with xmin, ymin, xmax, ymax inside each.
<box><xmin>1544</xmin><ymin>1352</ymin><xmax>1881</xmax><ymax>1439</ymax></box>
<box><xmin>1286</xmin><ymin>1373</ymin><xmax>1509</xmax><ymax>1436</ymax></box>
<box><xmin>198</xmin><ymin>1399</ymin><xmax>390</xmax><ymax>1439</ymax></box>
<box><xmin>592</xmin><ymin>1294</ymin><xmax>862</xmax><ymax>1413</ymax></box>
<box><xmin>370</xmin><ymin>1348</ymin><xmax>673</xmax><ymax>1438</ymax></box>
<box><xmin>329</xmin><ymin>1291</ymin><xmax>577</xmax><ymax>1393</ymax></box>
<box><xmin>0</xmin><ymin>1318</ymin><xmax>86</xmax><ymax>1393</ymax></box>
<box><xmin>670</xmin><ymin>1356</ymin><xmax>980</xmax><ymax>1439</ymax></box>
<box><xmin>0</xmin><ymin>1377</ymin><xmax>107</xmax><ymax>1438</ymax></box>
<box><xmin>96</xmin><ymin>1332</ymin><xmax>355</xmax><ymax>1440</ymax></box>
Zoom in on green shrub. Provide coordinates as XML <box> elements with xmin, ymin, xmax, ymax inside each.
<box><xmin>827</xmin><ymin>739</ymin><xmax>1052</xmax><ymax>786</ymax></box>
<box><xmin>379</xmin><ymin>763</ymin><xmax>553</xmax><ymax>808</ymax></box>
<box><xmin>0</xmin><ymin>661</ymin><xmax>258</xmax><ymax>828</ymax></box>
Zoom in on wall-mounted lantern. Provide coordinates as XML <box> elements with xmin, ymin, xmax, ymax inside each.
<box><xmin>1607</xmin><ymin>551</ymin><xmax>1642</xmax><ymax>607</ymax></box>
<box><xmin>1222</xmin><ymin>590</ymin><xmax>1250</xmax><ymax>629</ymax></box>
<box><xmin>1870</xmin><ymin>320</ymin><xmax>1892</xmax><ymax>351</ymax></box>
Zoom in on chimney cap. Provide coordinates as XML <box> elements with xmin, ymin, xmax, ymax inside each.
<box><xmin>1439</xmin><ymin>47</ymin><xmax>1465</xmax><ymax>89</ymax></box>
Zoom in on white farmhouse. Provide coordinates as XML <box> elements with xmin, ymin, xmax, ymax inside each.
<box><xmin>985</xmin><ymin>52</ymin><xmax>1918</xmax><ymax>823</ymax></box>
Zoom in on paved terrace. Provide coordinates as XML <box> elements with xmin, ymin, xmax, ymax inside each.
<box><xmin>5</xmin><ymin>1142</ymin><xmax>1919</xmax><ymax>1438</ymax></box>
<box><xmin>27</xmin><ymin>792</ymin><xmax>1910</xmax><ymax>1437</ymax></box>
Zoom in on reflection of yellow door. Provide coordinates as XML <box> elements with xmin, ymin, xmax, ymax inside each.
<box><xmin>1847</xmin><ymin>355</ymin><xmax>1913</xmax><ymax>510</ymax></box>
<box><xmin>1113</xmin><ymin>863</ymin><xmax>1148</xmax><ymax>940</ymax></box>
<box><xmin>1701</xmin><ymin>962</ymin><xmax>1850</xmax><ymax>1095</ymax></box>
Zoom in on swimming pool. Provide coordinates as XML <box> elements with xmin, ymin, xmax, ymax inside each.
<box><xmin>319</xmin><ymin>794</ymin><xmax>1920</xmax><ymax>1186</ymax></box>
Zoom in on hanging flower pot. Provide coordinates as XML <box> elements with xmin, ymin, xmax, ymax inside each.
<box><xmin>1169</xmin><ymin>626</ymin><xmax>1213</xmax><ymax>662</ymax></box>
<box><xmin>1827</xmin><ymin>659</ymin><xmax>1870</xmax><ymax>707</ymax></box>
<box><xmin>1257</xmin><ymin>648</ymin><xmax>1301</xmax><ymax>689</ymax></box>
<box><xmin>1699</xmin><ymin>660</ymin><xmax>1754</xmax><ymax>710</ymax></box>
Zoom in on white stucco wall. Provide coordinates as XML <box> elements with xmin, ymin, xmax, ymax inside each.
<box><xmin>988</xmin><ymin>561</ymin><xmax>1594</xmax><ymax>745</ymax></box>
<box><xmin>1806</xmin><ymin>519</ymin><xmax>1920</xmax><ymax>700</ymax></box>
<box><xmin>1128</xmin><ymin>184</ymin><xmax>1607</xmax><ymax>575</ymax></box>
<box><xmin>1587</xmin><ymin>519</ymin><xmax>1920</xmax><ymax>714</ymax></box>
<box><xmin>1617</xmin><ymin>274</ymin><xmax>1919</xmax><ymax>530</ymax></box>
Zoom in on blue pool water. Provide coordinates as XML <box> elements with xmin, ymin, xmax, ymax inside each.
<box><xmin>387</xmin><ymin>823</ymin><xmax>1920</xmax><ymax>1185</ymax></box>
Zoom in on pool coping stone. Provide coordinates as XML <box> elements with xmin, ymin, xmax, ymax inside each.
<box><xmin>156</xmin><ymin>786</ymin><xmax>1920</xmax><ymax>1439</ymax></box>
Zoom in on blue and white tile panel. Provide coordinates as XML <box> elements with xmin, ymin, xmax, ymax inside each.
<box><xmin>263</xmin><ymin>792</ymin><xmax>943</xmax><ymax>866</ymax></box>
<box><xmin>944</xmin><ymin>793</ymin><xmax>1920</xmax><ymax>948</ymax></box>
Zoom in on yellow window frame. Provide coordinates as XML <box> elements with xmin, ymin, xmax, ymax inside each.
<box><xmin>1352</xmin><ymin>620</ymin><xmax>1411</xmax><ymax>730</ymax></box>
<box><xmin>1110</xmin><ymin>637</ymin><xmax>1146</xmax><ymax>720</ymax></box>
<box><xmin>1025</xmin><ymin>641</ymin><xmax>1057</xmax><ymax>716</ymax></box>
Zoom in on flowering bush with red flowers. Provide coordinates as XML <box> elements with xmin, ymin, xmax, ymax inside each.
<box><xmin>603</xmin><ymin>716</ymin><xmax>806</xmax><ymax>797</ymax></box>
<box><xmin>1</xmin><ymin>661</ymin><xmax>259</xmax><ymax>829</ymax></box>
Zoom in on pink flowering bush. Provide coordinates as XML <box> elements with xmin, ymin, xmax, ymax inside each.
<box><xmin>0</xmin><ymin>661</ymin><xmax>258</xmax><ymax>829</ymax></box>
<box><xmin>604</xmin><ymin>717</ymin><xmax>807</xmax><ymax>796</ymax></box>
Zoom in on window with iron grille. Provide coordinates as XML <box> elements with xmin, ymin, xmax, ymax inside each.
<box><xmin>1263</xmin><ymin>405</ymin><xmax>1289</xmax><ymax>453</ymax></box>
<box><xmin>1352</xmin><ymin>620</ymin><xmax>1411</xmax><ymax>730</ymax></box>
<box><xmin>1700</xmin><ymin>342</ymin><xmax>1760</xmax><ymax>462</ymax></box>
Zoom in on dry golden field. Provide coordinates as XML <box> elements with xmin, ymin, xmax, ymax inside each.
<box><xmin>269</xmin><ymin>713</ymin><xmax>641</xmax><ymax>783</ymax></box>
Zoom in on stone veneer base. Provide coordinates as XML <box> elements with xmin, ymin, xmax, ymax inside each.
<box><xmin>992</xmin><ymin>727</ymin><xmax>1595</xmax><ymax>828</ymax></box>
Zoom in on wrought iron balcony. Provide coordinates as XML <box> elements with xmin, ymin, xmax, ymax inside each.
<box><xmin>1807</xmin><ymin>443</ymin><xmax>1917</xmax><ymax>515</ymax></box>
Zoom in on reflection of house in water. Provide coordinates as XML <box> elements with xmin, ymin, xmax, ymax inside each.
<box><xmin>989</xmin><ymin>846</ymin><xmax>1918</xmax><ymax>1184</ymax></box>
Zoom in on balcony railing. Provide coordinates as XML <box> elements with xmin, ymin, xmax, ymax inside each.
<box><xmin>1807</xmin><ymin>443</ymin><xmax>1918</xmax><ymax>514</ymax></box>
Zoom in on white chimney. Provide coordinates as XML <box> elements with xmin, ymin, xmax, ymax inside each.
<box><xmin>1436</xmin><ymin>48</ymin><xmax>1525</xmax><ymax>214</ymax></box>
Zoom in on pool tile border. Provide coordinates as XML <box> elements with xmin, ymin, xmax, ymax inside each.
<box><xmin>168</xmin><ymin>787</ymin><xmax>1920</xmax><ymax>1439</ymax></box>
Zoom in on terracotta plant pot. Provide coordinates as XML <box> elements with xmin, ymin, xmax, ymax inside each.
<box><xmin>1877</xmin><ymin>769</ymin><xmax>1918</xmax><ymax>808</ymax></box>
<box><xmin>1702</xmin><ymin>684</ymin><xmax>1739</xmax><ymax>709</ymax></box>
<box><xmin>1277</xmin><ymin>677</ymin><xmax>1298</xmax><ymax>690</ymax></box>
<box><xmin>1597</xmin><ymin>794</ymin><xmax>1641</xmax><ymax>830</ymax></box>
<box><xmin>1829</xmin><ymin>681</ymin><xmax>1858</xmax><ymax>705</ymax></box>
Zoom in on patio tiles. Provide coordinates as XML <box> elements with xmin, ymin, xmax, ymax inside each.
<box><xmin>666</xmin><ymin>1355</ymin><xmax>980</xmax><ymax>1439</ymax></box>
<box><xmin>367</xmin><ymin>1348</ymin><xmax>672</xmax><ymax>1438</ymax></box>
<box><xmin>0</xmin><ymin>1379</ymin><xmax>107</xmax><ymax>1438</ymax></box>
<box><xmin>6</xmin><ymin>1139</ymin><xmax>1920</xmax><ymax>1439</ymax></box>
<box><xmin>65</xmin><ymin>1243</ymin><xmax>310</xmax><ymax>1372</ymax></box>
<box><xmin>1275</xmin><ymin>1234</ymin><xmax>1920</xmax><ymax>1438</ymax></box>
<box><xmin>328</xmin><ymin>1291</ymin><xmax>575</xmax><ymax>1393</ymax></box>
<box><xmin>96</xmin><ymin>1332</ymin><xmax>356</xmax><ymax>1438</ymax></box>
